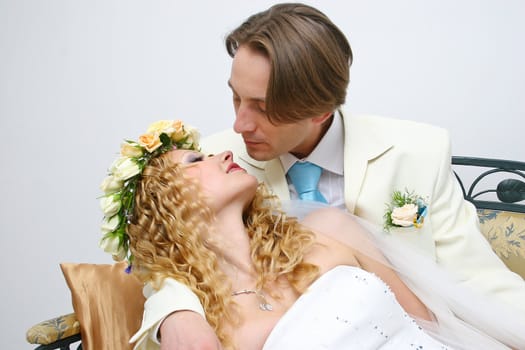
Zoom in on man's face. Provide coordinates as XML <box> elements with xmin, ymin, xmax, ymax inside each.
<box><xmin>228</xmin><ymin>46</ymin><xmax>320</xmax><ymax>161</ymax></box>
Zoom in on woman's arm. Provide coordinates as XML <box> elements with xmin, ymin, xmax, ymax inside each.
<box><xmin>353</xmin><ymin>246</ymin><xmax>432</xmax><ymax>321</ymax></box>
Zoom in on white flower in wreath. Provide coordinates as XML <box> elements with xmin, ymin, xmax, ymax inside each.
<box><xmin>99</xmin><ymin>235</ymin><xmax>120</xmax><ymax>255</ymax></box>
<box><xmin>100</xmin><ymin>194</ymin><xmax>121</xmax><ymax>217</ymax></box>
<box><xmin>112</xmin><ymin>157</ymin><xmax>141</xmax><ymax>181</ymax></box>
<box><xmin>100</xmin><ymin>175</ymin><xmax>122</xmax><ymax>194</ymax></box>
<box><xmin>101</xmin><ymin>215</ymin><xmax>120</xmax><ymax>234</ymax></box>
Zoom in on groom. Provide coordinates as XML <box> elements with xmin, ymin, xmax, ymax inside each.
<box><xmin>145</xmin><ymin>3</ymin><xmax>525</xmax><ymax>349</ymax></box>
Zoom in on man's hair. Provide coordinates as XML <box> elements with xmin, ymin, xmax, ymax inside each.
<box><xmin>226</xmin><ymin>3</ymin><xmax>353</xmax><ymax>123</ymax></box>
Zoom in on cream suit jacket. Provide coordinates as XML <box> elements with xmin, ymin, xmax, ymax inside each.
<box><xmin>133</xmin><ymin>113</ymin><xmax>525</xmax><ymax>347</ymax></box>
<box><xmin>200</xmin><ymin>112</ymin><xmax>525</xmax><ymax>310</ymax></box>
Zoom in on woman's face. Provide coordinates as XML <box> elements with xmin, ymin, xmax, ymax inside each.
<box><xmin>169</xmin><ymin>149</ymin><xmax>258</xmax><ymax>211</ymax></box>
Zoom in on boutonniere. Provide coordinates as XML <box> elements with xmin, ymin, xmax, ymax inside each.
<box><xmin>384</xmin><ymin>189</ymin><xmax>428</xmax><ymax>232</ymax></box>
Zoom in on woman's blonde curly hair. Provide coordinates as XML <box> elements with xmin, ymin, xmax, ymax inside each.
<box><xmin>127</xmin><ymin>152</ymin><xmax>319</xmax><ymax>348</ymax></box>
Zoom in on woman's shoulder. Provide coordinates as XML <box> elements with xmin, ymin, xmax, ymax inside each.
<box><xmin>301</xmin><ymin>207</ymin><xmax>361</xmax><ymax>236</ymax></box>
<box><xmin>300</xmin><ymin>207</ymin><xmax>361</xmax><ymax>269</ymax></box>
<box><xmin>300</xmin><ymin>207</ymin><xmax>382</xmax><ymax>265</ymax></box>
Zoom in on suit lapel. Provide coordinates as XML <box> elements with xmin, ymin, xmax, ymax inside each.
<box><xmin>235</xmin><ymin>111</ymin><xmax>394</xmax><ymax>207</ymax></box>
<box><xmin>238</xmin><ymin>151</ymin><xmax>266</xmax><ymax>170</ymax></box>
<box><xmin>342</xmin><ymin>113</ymin><xmax>393</xmax><ymax>213</ymax></box>
<box><xmin>238</xmin><ymin>152</ymin><xmax>290</xmax><ymax>200</ymax></box>
<box><xmin>265</xmin><ymin>159</ymin><xmax>290</xmax><ymax>199</ymax></box>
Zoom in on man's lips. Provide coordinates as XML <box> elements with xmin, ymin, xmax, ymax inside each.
<box><xmin>243</xmin><ymin>137</ymin><xmax>265</xmax><ymax>145</ymax></box>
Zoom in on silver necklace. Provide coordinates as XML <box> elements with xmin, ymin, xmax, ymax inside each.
<box><xmin>232</xmin><ymin>289</ymin><xmax>273</xmax><ymax>311</ymax></box>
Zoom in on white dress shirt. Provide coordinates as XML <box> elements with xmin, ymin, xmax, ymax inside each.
<box><xmin>280</xmin><ymin>112</ymin><xmax>346</xmax><ymax>208</ymax></box>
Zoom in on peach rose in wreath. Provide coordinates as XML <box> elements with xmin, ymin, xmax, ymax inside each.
<box><xmin>146</xmin><ymin>119</ymin><xmax>185</xmax><ymax>139</ymax></box>
<box><xmin>147</xmin><ymin>120</ymin><xmax>174</xmax><ymax>133</ymax></box>
<box><xmin>170</xmin><ymin>120</ymin><xmax>185</xmax><ymax>140</ymax></box>
<box><xmin>138</xmin><ymin>132</ymin><xmax>162</xmax><ymax>152</ymax></box>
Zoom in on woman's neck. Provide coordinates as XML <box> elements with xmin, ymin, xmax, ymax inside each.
<box><xmin>211</xmin><ymin>206</ymin><xmax>256</xmax><ymax>286</ymax></box>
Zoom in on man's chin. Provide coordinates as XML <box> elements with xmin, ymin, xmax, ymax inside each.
<box><xmin>245</xmin><ymin>145</ymin><xmax>275</xmax><ymax>161</ymax></box>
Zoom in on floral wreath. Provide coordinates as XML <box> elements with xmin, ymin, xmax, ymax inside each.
<box><xmin>99</xmin><ymin>120</ymin><xmax>200</xmax><ymax>270</ymax></box>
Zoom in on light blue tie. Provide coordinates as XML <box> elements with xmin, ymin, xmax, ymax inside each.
<box><xmin>287</xmin><ymin>161</ymin><xmax>328</xmax><ymax>203</ymax></box>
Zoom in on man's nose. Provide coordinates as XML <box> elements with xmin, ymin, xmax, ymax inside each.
<box><xmin>233</xmin><ymin>105</ymin><xmax>256</xmax><ymax>134</ymax></box>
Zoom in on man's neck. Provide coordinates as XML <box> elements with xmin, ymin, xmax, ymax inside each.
<box><xmin>290</xmin><ymin>114</ymin><xmax>334</xmax><ymax>159</ymax></box>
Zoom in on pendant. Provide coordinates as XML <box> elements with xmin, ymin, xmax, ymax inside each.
<box><xmin>232</xmin><ymin>288</ymin><xmax>274</xmax><ymax>311</ymax></box>
<box><xmin>259</xmin><ymin>302</ymin><xmax>273</xmax><ymax>311</ymax></box>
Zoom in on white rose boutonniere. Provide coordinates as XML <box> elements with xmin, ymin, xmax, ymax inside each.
<box><xmin>384</xmin><ymin>189</ymin><xmax>428</xmax><ymax>232</ymax></box>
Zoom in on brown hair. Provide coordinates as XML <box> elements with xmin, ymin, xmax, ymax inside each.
<box><xmin>127</xmin><ymin>152</ymin><xmax>318</xmax><ymax>348</ymax></box>
<box><xmin>226</xmin><ymin>3</ymin><xmax>353</xmax><ymax>124</ymax></box>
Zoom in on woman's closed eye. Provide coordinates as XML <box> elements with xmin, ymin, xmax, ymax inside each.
<box><xmin>183</xmin><ymin>152</ymin><xmax>205</xmax><ymax>164</ymax></box>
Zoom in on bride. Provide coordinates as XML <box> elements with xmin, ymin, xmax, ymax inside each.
<box><xmin>99</xmin><ymin>121</ymin><xmax>524</xmax><ymax>349</ymax></box>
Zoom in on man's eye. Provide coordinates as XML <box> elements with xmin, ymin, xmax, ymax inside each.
<box><xmin>256</xmin><ymin>102</ymin><xmax>267</xmax><ymax>114</ymax></box>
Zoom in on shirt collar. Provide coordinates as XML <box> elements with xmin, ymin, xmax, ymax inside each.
<box><xmin>280</xmin><ymin>111</ymin><xmax>344</xmax><ymax>175</ymax></box>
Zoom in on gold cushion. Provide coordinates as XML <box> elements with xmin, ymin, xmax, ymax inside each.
<box><xmin>478</xmin><ymin>209</ymin><xmax>525</xmax><ymax>279</ymax></box>
<box><xmin>61</xmin><ymin>261</ymin><xmax>145</xmax><ymax>350</ymax></box>
<box><xmin>26</xmin><ymin>312</ymin><xmax>80</xmax><ymax>345</ymax></box>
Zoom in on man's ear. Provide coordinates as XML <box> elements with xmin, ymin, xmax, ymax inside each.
<box><xmin>311</xmin><ymin>111</ymin><xmax>334</xmax><ymax>125</ymax></box>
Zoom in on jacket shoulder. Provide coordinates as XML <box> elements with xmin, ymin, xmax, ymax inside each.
<box><xmin>349</xmin><ymin>113</ymin><xmax>447</xmax><ymax>136</ymax></box>
<box><xmin>343</xmin><ymin>112</ymin><xmax>451</xmax><ymax>152</ymax></box>
<box><xmin>200</xmin><ymin>129</ymin><xmax>244</xmax><ymax>154</ymax></box>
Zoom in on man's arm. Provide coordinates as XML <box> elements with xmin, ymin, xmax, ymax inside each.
<box><xmin>159</xmin><ymin>311</ymin><xmax>222</xmax><ymax>350</ymax></box>
<box><xmin>131</xmin><ymin>278</ymin><xmax>221</xmax><ymax>349</ymax></box>
<box><xmin>430</xmin><ymin>138</ymin><xmax>525</xmax><ymax>312</ymax></box>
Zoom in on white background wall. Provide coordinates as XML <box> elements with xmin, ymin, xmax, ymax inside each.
<box><xmin>1</xmin><ymin>1</ymin><xmax>524</xmax><ymax>348</ymax></box>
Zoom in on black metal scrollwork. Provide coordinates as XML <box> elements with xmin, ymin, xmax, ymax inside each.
<box><xmin>452</xmin><ymin>157</ymin><xmax>525</xmax><ymax>213</ymax></box>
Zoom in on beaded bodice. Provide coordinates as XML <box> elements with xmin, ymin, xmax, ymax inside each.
<box><xmin>263</xmin><ymin>266</ymin><xmax>451</xmax><ymax>349</ymax></box>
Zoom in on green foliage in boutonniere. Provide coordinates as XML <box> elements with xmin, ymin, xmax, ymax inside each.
<box><xmin>384</xmin><ymin>189</ymin><xmax>428</xmax><ymax>232</ymax></box>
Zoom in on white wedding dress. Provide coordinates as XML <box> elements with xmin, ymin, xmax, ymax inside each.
<box><xmin>263</xmin><ymin>265</ymin><xmax>451</xmax><ymax>349</ymax></box>
<box><xmin>278</xmin><ymin>201</ymin><xmax>525</xmax><ymax>350</ymax></box>
<box><xmin>133</xmin><ymin>203</ymin><xmax>524</xmax><ymax>350</ymax></box>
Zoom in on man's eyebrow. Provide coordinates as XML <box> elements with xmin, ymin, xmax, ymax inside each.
<box><xmin>227</xmin><ymin>80</ymin><xmax>266</xmax><ymax>103</ymax></box>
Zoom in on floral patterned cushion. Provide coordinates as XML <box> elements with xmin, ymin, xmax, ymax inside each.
<box><xmin>26</xmin><ymin>312</ymin><xmax>80</xmax><ymax>345</ymax></box>
<box><xmin>477</xmin><ymin>209</ymin><xmax>525</xmax><ymax>279</ymax></box>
